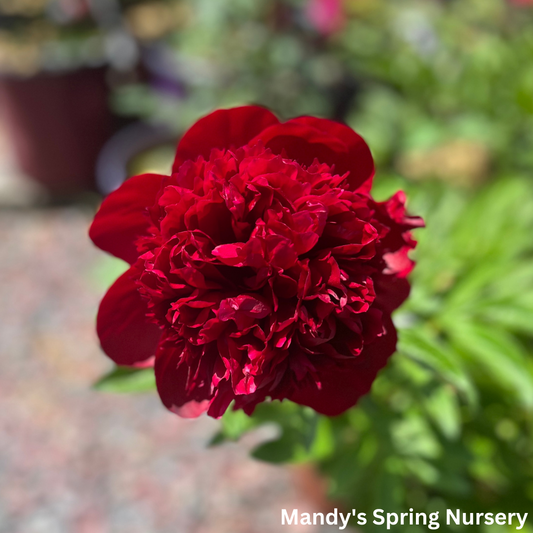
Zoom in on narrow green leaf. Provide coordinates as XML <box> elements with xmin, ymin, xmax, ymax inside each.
<box><xmin>478</xmin><ymin>304</ymin><xmax>533</xmax><ymax>335</ymax></box>
<box><xmin>450</xmin><ymin>322</ymin><xmax>533</xmax><ymax>409</ymax></box>
<box><xmin>252</xmin><ymin>433</ymin><xmax>299</xmax><ymax>464</ymax></box>
<box><xmin>391</xmin><ymin>416</ymin><xmax>441</xmax><ymax>459</ymax></box>
<box><xmin>398</xmin><ymin>328</ymin><xmax>477</xmax><ymax>407</ymax></box>
<box><xmin>208</xmin><ymin>431</ymin><xmax>226</xmax><ymax>447</ymax></box>
<box><xmin>425</xmin><ymin>385</ymin><xmax>462</xmax><ymax>440</ymax></box>
<box><xmin>93</xmin><ymin>366</ymin><xmax>156</xmax><ymax>393</ymax></box>
<box><xmin>220</xmin><ymin>406</ymin><xmax>257</xmax><ymax>441</ymax></box>
<box><xmin>309</xmin><ymin>416</ymin><xmax>335</xmax><ymax>460</ymax></box>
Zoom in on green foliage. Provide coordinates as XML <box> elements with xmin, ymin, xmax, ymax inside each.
<box><xmin>212</xmin><ymin>401</ymin><xmax>334</xmax><ymax>463</ymax></box>
<box><xmin>90</xmin><ymin>255</ymin><xmax>129</xmax><ymax>291</ymax></box>
<box><xmin>93</xmin><ymin>366</ymin><xmax>156</xmax><ymax>393</ymax></box>
<box><xmin>113</xmin><ymin>0</ymin><xmax>533</xmax><ymax>187</ymax></box>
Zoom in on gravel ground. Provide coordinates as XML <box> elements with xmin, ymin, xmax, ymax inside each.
<box><xmin>0</xmin><ymin>207</ymin><xmax>344</xmax><ymax>533</ymax></box>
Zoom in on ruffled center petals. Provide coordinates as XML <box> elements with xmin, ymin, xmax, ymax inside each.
<box><xmin>287</xmin><ymin>314</ymin><xmax>397</xmax><ymax>416</ymax></box>
<box><xmin>218</xmin><ymin>295</ymin><xmax>271</xmax><ymax>330</ymax></box>
<box><xmin>212</xmin><ymin>242</ymin><xmax>248</xmax><ymax>266</ymax></box>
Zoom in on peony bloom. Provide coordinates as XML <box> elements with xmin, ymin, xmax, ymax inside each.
<box><xmin>90</xmin><ymin>106</ymin><xmax>422</xmax><ymax>418</ymax></box>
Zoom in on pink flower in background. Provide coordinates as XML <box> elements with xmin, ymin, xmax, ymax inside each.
<box><xmin>90</xmin><ymin>106</ymin><xmax>423</xmax><ymax>419</ymax></box>
<box><xmin>305</xmin><ymin>0</ymin><xmax>346</xmax><ymax>35</ymax></box>
<box><xmin>58</xmin><ymin>0</ymin><xmax>90</xmax><ymax>20</ymax></box>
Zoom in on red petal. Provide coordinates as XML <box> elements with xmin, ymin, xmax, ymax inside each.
<box><xmin>374</xmin><ymin>275</ymin><xmax>411</xmax><ymax>314</ymax></box>
<box><xmin>97</xmin><ymin>267</ymin><xmax>162</xmax><ymax>366</ymax></box>
<box><xmin>155</xmin><ymin>342</ymin><xmax>214</xmax><ymax>418</ymax></box>
<box><xmin>252</xmin><ymin>122</ymin><xmax>343</xmax><ymax>164</ymax></box>
<box><xmin>292</xmin><ymin>116</ymin><xmax>375</xmax><ymax>193</ymax></box>
<box><xmin>252</xmin><ymin>117</ymin><xmax>375</xmax><ymax>193</ymax></box>
<box><xmin>288</xmin><ymin>314</ymin><xmax>397</xmax><ymax>416</ymax></box>
<box><xmin>172</xmin><ymin>106</ymin><xmax>279</xmax><ymax>172</ymax></box>
<box><xmin>89</xmin><ymin>174</ymin><xmax>164</xmax><ymax>264</ymax></box>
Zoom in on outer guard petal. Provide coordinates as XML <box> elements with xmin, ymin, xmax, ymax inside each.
<box><xmin>287</xmin><ymin>314</ymin><xmax>397</xmax><ymax>416</ymax></box>
<box><xmin>252</xmin><ymin>117</ymin><xmax>375</xmax><ymax>193</ymax></box>
<box><xmin>89</xmin><ymin>173</ymin><xmax>164</xmax><ymax>264</ymax></box>
<box><xmin>374</xmin><ymin>275</ymin><xmax>411</xmax><ymax>315</ymax></box>
<box><xmin>291</xmin><ymin>116</ymin><xmax>375</xmax><ymax>193</ymax></box>
<box><xmin>97</xmin><ymin>267</ymin><xmax>162</xmax><ymax>366</ymax></box>
<box><xmin>172</xmin><ymin>106</ymin><xmax>279</xmax><ymax>172</ymax></box>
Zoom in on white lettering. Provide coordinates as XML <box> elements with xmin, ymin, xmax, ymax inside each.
<box><xmin>301</xmin><ymin>512</ymin><xmax>312</xmax><ymax>525</ymax></box>
<box><xmin>339</xmin><ymin>512</ymin><xmax>351</xmax><ymax>530</ymax></box>
<box><xmin>517</xmin><ymin>513</ymin><xmax>528</xmax><ymax>530</ymax></box>
<box><xmin>429</xmin><ymin>512</ymin><xmax>440</xmax><ymax>530</ymax></box>
<box><xmin>447</xmin><ymin>509</ymin><xmax>461</xmax><ymax>526</ymax></box>
<box><xmin>387</xmin><ymin>513</ymin><xmax>399</xmax><ymax>530</ymax></box>
<box><xmin>416</xmin><ymin>512</ymin><xmax>427</xmax><ymax>526</ymax></box>
<box><xmin>313</xmin><ymin>513</ymin><xmax>324</xmax><ymax>525</ymax></box>
<box><xmin>326</xmin><ymin>508</ymin><xmax>338</xmax><ymax>525</ymax></box>
<box><xmin>284</xmin><ymin>507</ymin><xmax>525</xmax><ymax>529</ymax></box>
<box><xmin>281</xmin><ymin>509</ymin><xmax>297</xmax><ymax>525</ymax></box>
<box><xmin>496</xmin><ymin>513</ymin><xmax>507</xmax><ymax>525</ymax></box>
<box><xmin>373</xmin><ymin>509</ymin><xmax>385</xmax><ymax>525</ymax></box>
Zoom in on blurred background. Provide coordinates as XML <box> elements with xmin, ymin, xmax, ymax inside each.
<box><xmin>1</xmin><ymin>0</ymin><xmax>533</xmax><ymax>531</ymax></box>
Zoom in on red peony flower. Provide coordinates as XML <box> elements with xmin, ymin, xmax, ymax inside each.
<box><xmin>90</xmin><ymin>106</ymin><xmax>423</xmax><ymax>418</ymax></box>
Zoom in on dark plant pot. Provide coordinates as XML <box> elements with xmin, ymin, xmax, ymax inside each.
<box><xmin>0</xmin><ymin>67</ymin><xmax>116</xmax><ymax>196</ymax></box>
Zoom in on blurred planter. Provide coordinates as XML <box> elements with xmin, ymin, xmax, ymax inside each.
<box><xmin>95</xmin><ymin>121</ymin><xmax>176</xmax><ymax>195</ymax></box>
<box><xmin>0</xmin><ymin>67</ymin><xmax>116</xmax><ymax>197</ymax></box>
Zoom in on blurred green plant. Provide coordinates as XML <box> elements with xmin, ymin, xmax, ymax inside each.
<box><xmin>113</xmin><ymin>0</ymin><xmax>533</xmax><ymax>182</ymax></box>
<box><xmin>94</xmin><ymin>365</ymin><xmax>155</xmax><ymax>393</ymax></box>
<box><xmin>342</xmin><ymin>0</ymin><xmax>533</xmax><ymax>177</ymax></box>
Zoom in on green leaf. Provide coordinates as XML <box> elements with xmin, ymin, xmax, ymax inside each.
<box><xmin>441</xmin><ymin>261</ymin><xmax>511</xmax><ymax>314</ymax></box>
<box><xmin>485</xmin><ymin>262</ymin><xmax>533</xmax><ymax>301</ymax></box>
<box><xmin>308</xmin><ymin>416</ymin><xmax>335</xmax><ymax>460</ymax></box>
<box><xmin>398</xmin><ymin>327</ymin><xmax>477</xmax><ymax>407</ymax></box>
<box><xmin>208</xmin><ymin>431</ymin><xmax>226</xmax><ymax>447</ymax></box>
<box><xmin>478</xmin><ymin>304</ymin><xmax>533</xmax><ymax>335</ymax></box>
<box><xmin>91</xmin><ymin>256</ymin><xmax>129</xmax><ymax>290</ymax></box>
<box><xmin>450</xmin><ymin>178</ymin><xmax>533</xmax><ymax>261</ymax></box>
<box><xmin>219</xmin><ymin>406</ymin><xmax>257</xmax><ymax>441</ymax></box>
<box><xmin>404</xmin><ymin>458</ymin><xmax>440</xmax><ymax>485</ymax></box>
<box><xmin>246</xmin><ymin>406</ymin><xmax>335</xmax><ymax>464</ymax></box>
<box><xmin>425</xmin><ymin>385</ymin><xmax>462</xmax><ymax>440</ymax></box>
<box><xmin>390</xmin><ymin>416</ymin><xmax>441</xmax><ymax>459</ymax></box>
<box><xmin>93</xmin><ymin>366</ymin><xmax>156</xmax><ymax>393</ymax></box>
<box><xmin>252</xmin><ymin>431</ymin><xmax>299</xmax><ymax>463</ymax></box>
<box><xmin>449</xmin><ymin>322</ymin><xmax>533</xmax><ymax>409</ymax></box>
